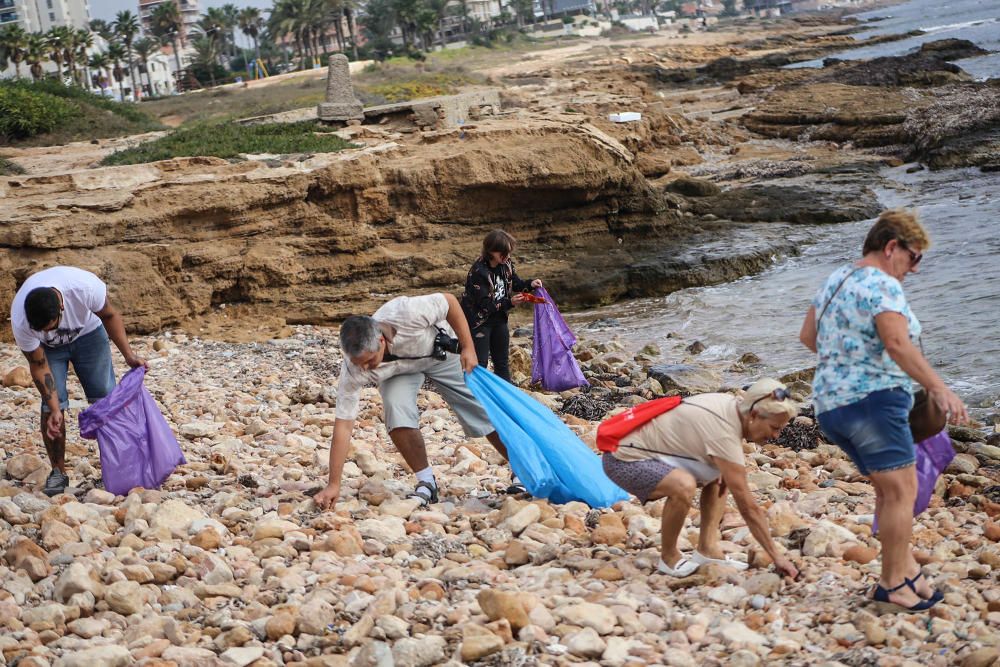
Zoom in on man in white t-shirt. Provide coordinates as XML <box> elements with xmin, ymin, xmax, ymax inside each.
<box><xmin>10</xmin><ymin>266</ymin><xmax>147</xmax><ymax>496</ymax></box>
<box><xmin>313</xmin><ymin>292</ymin><xmax>519</xmax><ymax>511</ymax></box>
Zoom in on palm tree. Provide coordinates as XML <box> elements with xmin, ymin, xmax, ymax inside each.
<box><xmin>46</xmin><ymin>26</ymin><xmax>72</xmax><ymax>81</ymax></box>
<box><xmin>197</xmin><ymin>8</ymin><xmax>229</xmax><ymax>67</ymax></box>
<box><xmin>0</xmin><ymin>25</ymin><xmax>29</xmax><ymax>79</ymax></box>
<box><xmin>268</xmin><ymin>0</ymin><xmax>305</xmax><ymax>70</ymax></box>
<box><xmin>25</xmin><ymin>33</ymin><xmax>48</xmax><ymax>81</ymax></box>
<box><xmin>238</xmin><ymin>7</ymin><xmax>264</xmax><ymax>73</ymax></box>
<box><xmin>89</xmin><ymin>19</ymin><xmax>114</xmax><ymax>42</ymax></box>
<box><xmin>106</xmin><ymin>41</ymin><xmax>128</xmax><ymax>101</ymax></box>
<box><xmin>113</xmin><ymin>11</ymin><xmax>140</xmax><ymax>99</ymax></box>
<box><xmin>342</xmin><ymin>0</ymin><xmax>360</xmax><ymax>60</ymax></box>
<box><xmin>88</xmin><ymin>51</ymin><xmax>111</xmax><ymax>93</ymax></box>
<box><xmin>220</xmin><ymin>3</ymin><xmax>240</xmax><ymax>59</ymax></box>
<box><xmin>132</xmin><ymin>37</ymin><xmax>157</xmax><ymax>97</ymax></box>
<box><xmin>149</xmin><ymin>1</ymin><xmax>184</xmax><ymax>88</ymax></box>
<box><xmin>190</xmin><ymin>35</ymin><xmax>220</xmax><ymax>86</ymax></box>
<box><xmin>74</xmin><ymin>28</ymin><xmax>93</xmax><ymax>88</ymax></box>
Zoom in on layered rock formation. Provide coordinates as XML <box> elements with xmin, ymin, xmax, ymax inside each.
<box><xmin>0</xmin><ymin>120</ymin><xmax>674</xmax><ymax>339</ymax></box>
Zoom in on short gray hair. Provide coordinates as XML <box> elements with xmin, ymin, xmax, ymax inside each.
<box><xmin>340</xmin><ymin>316</ymin><xmax>381</xmax><ymax>359</ymax></box>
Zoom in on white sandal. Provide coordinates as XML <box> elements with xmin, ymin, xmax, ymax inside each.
<box><xmin>657</xmin><ymin>557</ymin><xmax>700</xmax><ymax>577</ymax></box>
<box><xmin>691</xmin><ymin>550</ymin><xmax>749</xmax><ymax>570</ymax></box>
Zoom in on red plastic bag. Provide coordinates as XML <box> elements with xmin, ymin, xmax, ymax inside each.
<box><xmin>596</xmin><ymin>396</ymin><xmax>682</xmax><ymax>453</ymax></box>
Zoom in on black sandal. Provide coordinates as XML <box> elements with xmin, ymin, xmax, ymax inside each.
<box><xmin>505</xmin><ymin>479</ymin><xmax>528</xmax><ymax>495</ymax></box>
<box><xmin>906</xmin><ymin>571</ymin><xmax>944</xmax><ymax>603</ymax></box>
<box><xmin>872</xmin><ymin>579</ymin><xmax>939</xmax><ymax>614</ymax></box>
<box><xmin>406</xmin><ymin>481</ymin><xmax>439</xmax><ymax>507</ymax></box>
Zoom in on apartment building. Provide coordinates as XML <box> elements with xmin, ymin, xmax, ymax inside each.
<box><xmin>0</xmin><ymin>0</ymin><xmax>90</xmax><ymax>32</ymax></box>
<box><xmin>138</xmin><ymin>0</ymin><xmax>199</xmax><ymax>44</ymax></box>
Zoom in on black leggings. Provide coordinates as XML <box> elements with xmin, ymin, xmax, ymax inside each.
<box><xmin>472</xmin><ymin>319</ymin><xmax>511</xmax><ymax>382</ymax></box>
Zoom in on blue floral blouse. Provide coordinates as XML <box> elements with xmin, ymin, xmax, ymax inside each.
<box><xmin>812</xmin><ymin>265</ymin><xmax>921</xmax><ymax>414</ymax></box>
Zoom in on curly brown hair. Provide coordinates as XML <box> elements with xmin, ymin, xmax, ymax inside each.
<box><xmin>862</xmin><ymin>209</ymin><xmax>931</xmax><ymax>255</ymax></box>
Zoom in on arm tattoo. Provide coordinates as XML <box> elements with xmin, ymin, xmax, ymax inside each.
<box><xmin>40</xmin><ymin>373</ymin><xmax>55</xmax><ymax>403</ymax></box>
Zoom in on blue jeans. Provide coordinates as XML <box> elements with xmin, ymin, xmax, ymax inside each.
<box><xmin>817</xmin><ymin>388</ymin><xmax>915</xmax><ymax>476</ymax></box>
<box><xmin>42</xmin><ymin>327</ymin><xmax>116</xmax><ymax>412</ymax></box>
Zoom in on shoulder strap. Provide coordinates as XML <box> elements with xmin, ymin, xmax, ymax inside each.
<box><xmin>383</xmin><ymin>327</ymin><xmax>447</xmax><ymax>362</ymax></box>
<box><xmin>817</xmin><ymin>267</ymin><xmax>863</xmax><ymax>326</ymax></box>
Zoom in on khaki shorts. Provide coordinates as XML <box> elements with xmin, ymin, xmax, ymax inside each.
<box><xmin>379</xmin><ymin>354</ymin><xmax>495</xmax><ymax>437</ymax></box>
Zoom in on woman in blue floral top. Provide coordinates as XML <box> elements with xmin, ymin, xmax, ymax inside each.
<box><xmin>799</xmin><ymin>209</ymin><xmax>968</xmax><ymax>614</ymax></box>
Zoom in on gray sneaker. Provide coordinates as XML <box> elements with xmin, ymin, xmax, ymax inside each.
<box><xmin>43</xmin><ymin>469</ymin><xmax>69</xmax><ymax>497</ymax></box>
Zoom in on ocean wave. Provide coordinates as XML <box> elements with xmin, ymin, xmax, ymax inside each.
<box><xmin>917</xmin><ymin>17</ymin><xmax>999</xmax><ymax>33</ymax></box>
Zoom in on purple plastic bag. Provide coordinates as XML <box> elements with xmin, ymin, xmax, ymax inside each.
<box><xmin>872</xmin><ymin>429</ymin><xmax>954</xmax><ymax>534</ymax></box>
<box><xmin>531</xmin><ymin>287</ymin><xmax>589</xmax><ymax>392</ymax></box>
<box><xmin>79</xmin><ymin>366</ymin><xmax>186</xmax><ymax>496</ymax></box>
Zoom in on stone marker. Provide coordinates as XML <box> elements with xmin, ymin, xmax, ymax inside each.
<box><xmin>317</xmin><ymin>54</ymin><xmax>363</xmax><ymax>122</ymax></box>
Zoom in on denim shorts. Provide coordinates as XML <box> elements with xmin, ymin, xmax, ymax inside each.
<box><xmin>41</xmin><ymin>327</ymin><xmax>116</xmax><ymax>412</ymax></box>
<box><xmin>817</xmin><ymin>387</ymin><xmax>915</xmax><ymax>475</ymax></box>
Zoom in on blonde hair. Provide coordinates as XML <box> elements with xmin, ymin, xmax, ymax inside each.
<box><xmin>738</xmin><ymin>378</ymin><xmax>799</xmax><ymax>420</ymax></box>
<box><xmin>863</xmin><ymin>209</ymin><xmax>931</xmax><ymax>255</ymax></box>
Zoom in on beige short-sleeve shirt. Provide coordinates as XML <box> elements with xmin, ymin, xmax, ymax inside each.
<box><xmin>613</xmin><ymin>393</ymin><xmax>744</xmax><ymax>467</ymax></box>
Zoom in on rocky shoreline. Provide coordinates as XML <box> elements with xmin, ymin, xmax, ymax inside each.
<box><xmin>3</xmin><ymin>19</ymin><xmax>998</xmax><ymax>340</ymax></box>
<box><xmin>2</xmin><ymin>324</ymin><xmax>999</xmax><ymax>667</ymax></box>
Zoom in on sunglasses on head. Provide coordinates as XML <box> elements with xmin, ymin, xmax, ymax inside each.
<box><xmin>747</xmin><ymin>387</ymin><xmax>791</xmax><ymax>413</ymax></box>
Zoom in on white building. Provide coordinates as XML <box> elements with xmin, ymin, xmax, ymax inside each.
<box><xmin>0</xmin><ymin>0</ymin><xmax>90</xmax><ymax>32</ymax></box>
<box><xmin>138</xmin><ymin>0</ymin><xmax>199</xmax><ymax>45</ymax></box>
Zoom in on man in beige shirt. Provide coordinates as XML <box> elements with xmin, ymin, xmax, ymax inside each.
<box><xmin>603</xmin><ymin>379</ymin><xmax>800</xmax><ymax>579</ymax></box>
<box><xmin>314</xmin><ymin>293</ymin><xmax>517</xmax><ymax>511</ymax></box>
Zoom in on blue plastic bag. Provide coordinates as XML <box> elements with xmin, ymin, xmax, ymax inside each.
<box><xmin>466</xmin><ymin>367</ymin><xmax>627</xmax><ymax>508</ymax></box>
<box><xmin>531</xmin><ymin>287</ymin><xmax>588</xmax><ymax>392</ymax></box>
<box><xmin>79</xmin><ymin>367</ymin><xmax>186</xmax><ymax>496</ymax></box>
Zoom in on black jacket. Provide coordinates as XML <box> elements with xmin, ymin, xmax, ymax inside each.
<box><xmin>460</xmin><ymin>257</ymin><xmax>533</xmax><ymax>331</ymax></box>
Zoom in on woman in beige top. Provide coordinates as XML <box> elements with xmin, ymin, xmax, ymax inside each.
<box><xmin>602</xmin><ymin>378</ymin><xmax>800</xmax><ymax>579</ymax></box>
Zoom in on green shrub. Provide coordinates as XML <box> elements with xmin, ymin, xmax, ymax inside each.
<box><xmin>0</xmin><ymin>79</ymin><xmax>161</xmax><ymax>144</ymax></box>
<box><xmin>0</xmin><ymin>86</ymin><xmax>75</xmax><ymax>140</ymax></box>
<box><xmin>100</xmin><ymin>120</ymin><xmax>355</xmax><ymax>166</ymax></box>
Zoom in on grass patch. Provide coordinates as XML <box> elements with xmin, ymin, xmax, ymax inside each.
<box><xmin>355</xmin><ymin>67</ymin><xmax>484</xmax><ymax>104</ymax></box>
<box><xmin>0</xmin><ymin>79</ymin><xmax>162</xmax><ymax>146</ymax></box>
<box><xmin>100</xmin><ymin>120</ymin><xmax>355</xmax><ymax>166</ymax></box>
<box><xmin>0</xmin><ymin>158</ymin><xmax>26</xmax><ymax>175</ymax></box>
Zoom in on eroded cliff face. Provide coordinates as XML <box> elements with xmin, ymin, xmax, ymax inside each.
<box><xmin>1</xmin><ymin>120</ymin><xmax>682</xmax><ymax>339</ymax></box>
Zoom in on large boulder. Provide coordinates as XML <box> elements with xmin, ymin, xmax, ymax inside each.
<box><xmin>646</xmin><ymin>364</ymin><xmax>722</xmax><ymax>395</ymax></box>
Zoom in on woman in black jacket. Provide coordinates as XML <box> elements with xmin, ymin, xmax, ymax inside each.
<box><xmin>460</xmin><ymin>230</ymin><xmax>542</xmax><ymax>383</ymax></box>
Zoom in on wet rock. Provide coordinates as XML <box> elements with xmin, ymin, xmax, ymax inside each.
<box><xmin>664</xmin><ymin>176</ymin><xmax>721</xmax><ymax>197</ymax></box>
<box><xmin>647</xmin><ymin>364</ymin><xmax>722</xmax><ymax>394</ymax></box>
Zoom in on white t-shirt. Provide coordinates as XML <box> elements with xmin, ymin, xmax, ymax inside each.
<box><xmin>10</xmin><ymin>267</ymin><xmax>108</xmax><ymax>352</ymax></box>
<box><xmin>335</xmin><ymin>294</ymin><xmax>455</xmax><ymax>421</ymax></box>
